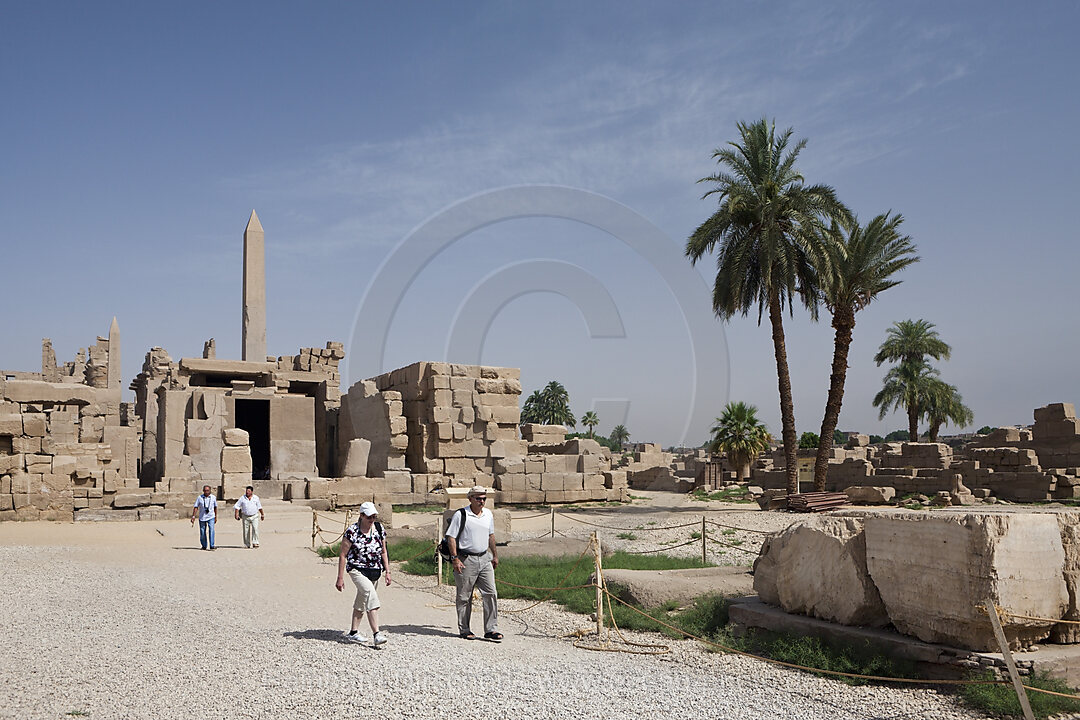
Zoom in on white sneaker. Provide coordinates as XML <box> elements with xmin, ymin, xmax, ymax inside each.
<box><xmin>372</xmin><ymin>631</ymin><xmax>387</xmax><ymax>647</ymax></box>
<box><xmin>343</xmin><ymin>631</ymin><xmax>369</xmax><ymax>644</ymax></box>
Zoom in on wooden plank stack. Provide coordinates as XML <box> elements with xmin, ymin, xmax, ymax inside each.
<box><xmin>787</xmin><ymin>492</ymin><xmax>849</xmax><ymax>512</ymax></box>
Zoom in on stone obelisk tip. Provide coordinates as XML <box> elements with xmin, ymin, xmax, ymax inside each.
<box><xmin>107</xmin><ymin>316</ymin><xmax>121</xmax><ymax>391</ymax></box>
<box><xmin>246</xmin><ymin>209</ymin><xmax>263</xmax><ymax>233</ymax></box>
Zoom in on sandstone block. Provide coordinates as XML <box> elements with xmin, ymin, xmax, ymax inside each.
<box><xmin>221</xmin><ymin>446</ymin><xmax>253</xmax><ymax>474</ymax></box>
<box><xmin>1035</xmin><ymin>403</ymin><xmax>1077</xmax><ymax>423</ymax></box>
<box><xmin>843</xmin><ymin>486</ymin><xmax>896</xmax><ymax>505</ymax></box>
<box><xmin>22</xmin><ymin>413</ymin><xmax>47</xmax><ymax>437</ymax></box>
<box><xmin>12</xmin><ymin>437</ymin><xmax>41</xmax><ymax>454</ymax></box>
<box><xmin>604</xmin><ymin>470</ymin><xmax>628</xmax><ymax>488</ymax></box>
<box><xmin>223</xmin><ymin>428</ymin><xmax>250</xmax><ymax>446</ymax></box>
<box><xmin>0</xmin><ymin>414</ymin><xmax>22</xmax><ymax>435</ymax></box>
<box><xmin>753</xmin><ymin>515</ymin><xmax>887</xmax><ymax>626</ymax></box>
<box><xmin>112</xmin><ymin>492</ymin><xmax>152</xmax><ymax>509</ymax></box>
<box><xmin>863</xmin><ymin>511</ymin><xmax>1068</xmax><ymax>650</ymax></box>
<box><xmin>306</xmin><ymin>479</ymin><xmax>329</xmax><ymax>499</ymax></box>
<box><xmin>342</xmin><ymin>438</ymin><xmax>371</xmax><ymax>477</ymax></box>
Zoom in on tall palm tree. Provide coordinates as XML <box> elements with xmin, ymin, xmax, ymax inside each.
<box><xmin>520</xmin><ymin>390</ymin><xmax>544</xmax><ymax>425</ymax></box>
<box><xmin>581</xmin><ymin>411</ymin><xmax>599</xmax><ymax>439</ymax></box>
<box><xmin>923</xmin><ymin>380</ymin><xmax>974</xmax><ymax>442</ymax></box>
<box><xmin>873</xmin><ymin>319</ymin><xmax>952</xmax><ymax>443</ymax></box>
<box><xmin>609</xmin><ymin>424</ymin><xmax>630</xmax><ymax>448</ymax></box>
<box><xmin>708</xmin><ymin>401</ymin><xmax>772</xmax><ymax>480</ymax></box>
<box><xmin>812</xmin><ymin>213</ymin><xmax>919</xmax><ymax>490</ymax></box>
<box><xmin>686</xmin><ymin>118</ymin><xmax>850</xmax><ymax>494</ymax></box>
<box><xmin>872</xmin><ymin>359</ymin><xmax>939</xmax><ymax>441</ymax></box>
<box><xmin>874</xmin><ymin>319</ymin><xmax>951</xmax><ymax>368</ymax></box>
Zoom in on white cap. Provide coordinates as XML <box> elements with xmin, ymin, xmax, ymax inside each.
<box><xmin>467</xmin><ymin>486</ymin><xmax>488</xmax><ymax>497</ymax></box>
<box><xmin>359</xmin><ymin>501</ymin><xmax>378</xmax><ymax>517</ymax></box>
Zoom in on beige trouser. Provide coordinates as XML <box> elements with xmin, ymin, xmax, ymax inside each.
<box><xmin>454</xmin><ymin>551</ymin><xmax>498</xmax><ymax>635</ymax></box>
<box><xmin>241</xmin><ymin>514</ymin><xmax>260</xmax><ymax>547</ymax></box>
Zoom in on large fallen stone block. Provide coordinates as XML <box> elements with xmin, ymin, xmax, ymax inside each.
<box><xmin>752</xmin><ymin>515</ymin><xmax>888</xmax><ymax>627</ymax></box>
<box><xmin>863</xmin><ymin>511</ymin><xmax>1068</xmax><ymax>650</ymax></box>
<box><xmin>1053</xmin><ymin>510</ymin><xmax>1080</xmax><ymax>643</ymax></box>
<box><xmin>843</xmin><ymin>486</ymin><xmax>896</xmax><ymax>504</ymax></box>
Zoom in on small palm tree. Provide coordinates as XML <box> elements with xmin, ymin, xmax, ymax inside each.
<box><xmin>609</xmin><ymin>424</ymin><xmax>630</xmax><ymax>448</ymax></box>
<box><xmin>686</xmin><ymin>118</ymin><xmax>850</xmax><ymax>494</ymax></box>
<box><xmin>708</xmin><ymin>402</ymin><xmax>772</xmax><ymax>481</ymax></box>
<box><xmin>581</xmin><ymin>411</ymin><xmax>599</xmax><ymax>439</ymax></box>
<box><xmin>872</xmin><ymin>359</ymin><xmax>940</xmax><ymax>441</ymax></box>
<box><xmin>520</xmin><ymin>390</ymin><xmax>544</xmax><ymax>425</ymax></box>
<box><xmin>520</xmin><ymin>381</ymin><xmax>576</xmax><ymax>427</ymax></box>
<box><xmin>923</xmin><ymin>381</ymin><xmax>974</xmax><ymax>442</ymax></box>
<box><xmin>812</xmin><ymin>213</ymin><xmax>919</xmax><ymax>490</ymax></box>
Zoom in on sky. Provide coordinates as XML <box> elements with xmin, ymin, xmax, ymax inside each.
<box><xmin>2</xmin><ymin>1</ymin><xmax>1078</xmax><ymax>447</ymax></box>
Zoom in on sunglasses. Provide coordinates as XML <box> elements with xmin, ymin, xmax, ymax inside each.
<box><xmin>472</xmin><ymin>496</ymin><xmax>487</xmax><ymax>501</ymax></box>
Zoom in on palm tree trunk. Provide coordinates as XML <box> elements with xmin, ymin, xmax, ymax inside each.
<box><xmin>907</xmin><ymin>404</ymin><xmax>919</xmax><ymax>442</ymax></box>
<box><xmin>768</xmin><ymin>292</ymin><xmax>799</xmax><ymax>495</ymax></box>
<box><xmin>928</xmin><ymin>422</ymin><xmax>941</xmax><ymax>443</ymax></box>
<box><xmin>814</xmin><ymin>310</ymin><xmax>854</xmax><ymax>492</ymax></box>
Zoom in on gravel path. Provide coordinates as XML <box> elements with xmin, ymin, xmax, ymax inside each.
<box><xmin>0</xmin><ymin>505</ymin><xmax>990</xmax><ymax>720</ymax></box>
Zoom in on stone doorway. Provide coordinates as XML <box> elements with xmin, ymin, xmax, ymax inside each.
<box><xmin>235</xmin><ymin>399</ymin><xmax>270</xmax><ymax>480</ymax></box>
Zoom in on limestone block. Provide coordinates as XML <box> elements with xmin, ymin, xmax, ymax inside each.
<box><xmin>488</xmin><ymin>406</ymin><xmax>520</xmax><ymax>425</ymax></box>
<box><xmin>583</xmin><ymin>473</ymin><xmax>606</xmax><ymax>489</ymax></box>
<box><xmin>578</xmin><ymin>454</ymin><xmax>601</xmax><ymax>474</ymax></box>
<box><xmin>604</xmin><ymin>470</ymin><xmax>628</xmax><ymax>488</ymax></box>
<box><xmin>42</xmin><ymin>473</ymin><xmax>70</xmax><ymax>491</ymax></box>
<box><xmin>21</xmin><ymin>413</ymin><xmax>47</xmax><ymax>437</ymax></box>
<box><xmin>112</xmin><ymin>492</ymin><xmax>152</xmax><ymax>508</ymax></box>
<box><xmin>223</xmin><ymin>428</ymin><xmax>250</xmax><ymax>446</ymax></box>
<box><xmin>269</xmin><ymin>394</ymin><xmax>315</xmax><ymax>442</ymax></box>
<box><xmin>863</xmin><ymin>511</ymin><xmax>1068</xmax><ymax>650</ymax></box>
<box><xmin>444</xmin><ymin>457</ymin><xmax>478</xmax><ymax>477</ymax></box>
<box><xmin>342</xmin><ymin>438</ymin><xmax>371</xmax><ymax>477</ymax></box>
<box><xmin>0</xmin><ymin>454</ymin><xmax>22</xmax><ymax>475</ymax></box>
<box><xmin>1035</xmin><ymin>403</ymin><xmax>1077</xmax><ymax>423</ymax></box>
<box><xmin>335</xmin><ymin>492</ymin><xmax>375</xmax><ymax>507</ymax></box>
<box><xmin>752</xmin><ymin>515</ymin><xmax>888</xmax><ymax>626</ymax></box>
<box><xmin>221</xmin><ymin>474</ymin><xmax>249</xmax><ymax>500</ymax></box>
<box><xmin>270</xmin><ymin>439</ymin><xmax>316</xmax><ymax>476</ymax></box>
<box><xmin>334</xmin><ymin>477</ymin><xmax>377</xmax><ymax>495</ymax></box>
<box><xmin>188</xmin><ymin>437</ymin><xmax>225</xmax><ymax>475</ymax></box>
<box><xmin>376</xmin><ymin>471</ymin><xmax>413</xmax><ymax>494</ymax></box>
<box><xmin>564</xmin><ymin>438</ymin><xmax>603</xmax><ymax>455</ymax></box>
<box><xmin>187</xmin><ymin>416</ymin><xmax>225</xmax><ymax>439</ymax></box>
<box><xmin>0</xmin><ymin>414</ymin><xmax>23</xmax><ymax>435</ymax></box>
<box><xmin>412</xmin><ymin>474</ymin><xmax>448</xmax><ymax>494</ymax></box>
<box><xmin>494</xmin><ymin>457</ymin><xmax>524</xmax><ymax>474</ymax></box>
<box><xmin>221</xmin><ymin>446</ymin><xmax>253</xmax><ymax>474</ymax></box>
<box><xmin>79</xmin><ymin>416</ymin><xmax>105</xmax><ymax>443</ymax></box>
<box><xmin>1053</xmin><ymin>511</ymin><xmax>1080</xmax><ymax>643</ymax></box>
<box><xmin>13</xmin><ymin>436</ymin><xmax>41</xmax><ymax>454</ymax></box>
<box><xmin>306</xmin><ymin>479</ymin><xmax>330</xmax><ymax>499</ymax></box>
<box><xmin>25</xmin><ymin>455</ymin><xmax>51</xmax><ymax>474</ymax></box>
<box><xmin>843</xmin><ymin>486</ymin><xmax>896</xmax><ymax>504</ymax></box>
<box><xmin>492</xmin><ymin>507</ymin><xmax>511</xmax><ymax>541</ymax></box>
<box><xmin>544</xmin><ymin>455</ymin><xmax>577</xmax><ymax>473</ymax></box>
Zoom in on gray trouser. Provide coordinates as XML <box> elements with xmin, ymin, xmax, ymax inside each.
<box><xmin>454</xmin><ymin>551</ymin><xmax>498</xmax><ymax>635</ymax></box>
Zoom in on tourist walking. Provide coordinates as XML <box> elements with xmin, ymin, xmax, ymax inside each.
<box><xmin>446</xmin><ymin>486</ymin><xmax>502</xmax><ymax>641</ymax></box>
<box><xmin>190</xmin><ymin>485</ymin><xmax>218</xmax><ymax>550</ymax></box>
<box><xmin>335</xmin><ymin>501</ymin><xmax>391</xmax><ymax>648</ymax></box>
<box><xmin>233</xmin><ymin>485</ymin><xmax>264</xmax><ymax>548</ymax></box>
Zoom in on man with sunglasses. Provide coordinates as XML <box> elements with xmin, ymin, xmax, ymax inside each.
<box><xmin>445</xmin><ymin>486</ymin><xmax>502</xmax><ymax>641</ymax></box>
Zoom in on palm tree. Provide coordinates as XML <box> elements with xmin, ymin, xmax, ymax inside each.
<box><xmin>873</xmin><ymin>319</ymin><xmax>952</xmax><ymax>443</ymax></box>
<box><xmin>872</xmin><ymin>359</ymin><xmax>940</xmax><ymax>441</ymax></box>
<box><xmin>812</xmin><ymin>214</ymin><xmax>919</xmax><ymax>490</ymax></box>
<box><xmin>581</xmin><ymin>411</ymin><xmax>599</xmax><ymax>439</ymax></box>
<box><xmin>923</xmin><ymin>380</ymin><xmax>974</xmax><ymax>442</ymax></box>
<box><xmin>707</xmin><ymin>401</ymin><xmax>772</xmax><ymax>480</ymax></box>
<box><xmin>874</xmin><ymin>319</ymin><xmax>951</xmax><ymax>368</ymax></box>
<box><xmin>520</xmin><ymin>381</ymin><xmax>576</xmax><ymax>427</ymax></box>
<box><xmin>686</xmin><ymin>118</ymin><xmax>850</xmax><ymax>494</ymax></box>
<box><xmin>609</xmin><ymin>424</ymin><xmax>630</xmax><ymax>448</ymax></box>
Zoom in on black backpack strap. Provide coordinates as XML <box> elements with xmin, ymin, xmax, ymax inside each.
<box><xmin>456</xmin><ymin>507</ymin><xmax>467</xmax><ymax>541</ymax></box>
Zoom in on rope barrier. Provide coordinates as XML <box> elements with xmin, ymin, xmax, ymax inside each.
<box><xmin>705</xmin><ymin>519</ymin><xmax>773</xmax><ymax>536</ymax></box>
<box><xmin>704</xmin><ymin>531</ymin><xmax>760</xmax><ymax>554</ymax></box>
<box><xmin>558</xmin><ymin>514</ymin><xmax>700</xmax><ymax>531</ymax></box>
<box><xmin>621</xmin><ymin>538</ymin><xmax>699</xmax><ymax>555</ymax></box>
<box><xmin>1001</xmin><ymin>610</ymin><xmax>1080</xmax><ymax>626</ymax></box>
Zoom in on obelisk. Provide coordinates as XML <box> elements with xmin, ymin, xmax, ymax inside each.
<box><xmin>107</xmin><ymin>316</ymin><xmax>121</xmax><ymax>391</ymax></box>
<box><xmin>242</xmin><ymin>210</ymin><xmax>266</xmax><ymax>362</ymax></box>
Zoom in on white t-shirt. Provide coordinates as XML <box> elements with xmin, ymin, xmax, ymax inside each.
<box><xmin>445</xmin><ymin>506</ymin><xmax>494</xmax><ymax>554</ymax></box>
<box><xmin>234</xmin><ymin>495</ymin><xmax>262</xmax><ymax>516</ymax></box>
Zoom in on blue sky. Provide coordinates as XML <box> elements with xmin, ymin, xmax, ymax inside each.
<box><xmin>2</xmin><ymin>2</ymin><xmax>1078</xmax><ymax>446</ymax></box>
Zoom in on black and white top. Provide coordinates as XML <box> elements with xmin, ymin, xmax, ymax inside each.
<box><xmin>343</xmin><ymin>521</ymin><xmax>386</xmax><ymax>572</ymax></box>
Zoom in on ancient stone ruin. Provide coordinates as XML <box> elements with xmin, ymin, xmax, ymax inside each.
<box><xmin>0</xmin><ymin>212</ymin><xmax>628</xmax><ymax>522</ymax></box>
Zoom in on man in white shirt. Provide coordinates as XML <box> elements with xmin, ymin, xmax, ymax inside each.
<box><xmin>446</xmin><ymin>486</ymin><xmax>502</xmax><ymax>641</ymax></box>
<box><xmin>190</xmin><ymin>485</ymin><xmax>218</xmax><ymax>551</ymax></box>
<box><xmin>233</xmin><ymin>485</ymin><xmax>265</xmax><ymax>548</ymax></box>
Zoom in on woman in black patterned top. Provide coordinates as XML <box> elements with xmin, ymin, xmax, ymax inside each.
<box><xmin>335</xmin><ymin>501</ymin><xmax>391</xmax><ymax>647</ymax></box>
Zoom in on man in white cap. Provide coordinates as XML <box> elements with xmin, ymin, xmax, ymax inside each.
<box><xmin>445</xmin><ymin>486</ymin><xmax>501</xmax><ymax>641</ymax></box>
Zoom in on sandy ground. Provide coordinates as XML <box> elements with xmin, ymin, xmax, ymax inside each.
<box><xmin>0</xmin><ymin>495</ymin><xmax>988</xmax><ymax>720</ymax></box>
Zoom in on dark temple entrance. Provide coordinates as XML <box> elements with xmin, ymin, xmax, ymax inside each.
<box><xmin>235</xmin><ymin>399</ymin><xmax>271</xmax><ymax>480</ymax></box>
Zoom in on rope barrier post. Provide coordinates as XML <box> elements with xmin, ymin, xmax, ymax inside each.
<box><xmin>437</xmin><ymin>514</ymin><xmax>444</xmax><ymax>587</ymax></box>
<box><xmin>311</xmin><ymin>510</ymin><xmax>316</xmax><ymax>549</ymax></box>
<box><xmin>550</xmin><ymin>507</ymin><xmax>555</xmax><ymax>538</ymax></box>
<box><xmin>984</xmin><ymin>599</ymin><xmax>1035</xmax><ymax>720</ymax></box>
<box><xmin>701</xmin><ymin>516</ymin><xmax>706</xmax><ymax>565</ymax></box>
<box><xmin>594</xmin><ymin>532</ymin><xmax>604</xmax><ymax>641</ymax></box>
